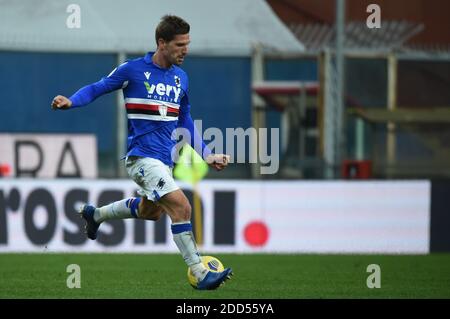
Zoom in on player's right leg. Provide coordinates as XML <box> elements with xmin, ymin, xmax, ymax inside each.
<box><xmin>157</xmin><ymin>190</ymin><xmax>233</xmax><ymax>290</ymax></box>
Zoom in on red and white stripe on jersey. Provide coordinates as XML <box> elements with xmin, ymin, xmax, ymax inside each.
<box><xmin>124</xmin><ymin>98</ymin><xmax>179</xmax><ymax>121</ymax></box>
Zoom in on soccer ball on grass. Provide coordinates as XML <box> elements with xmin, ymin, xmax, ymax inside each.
<box><xmin>187</xmin><ymin>255</ymin><xmax>224</xmax><ymax>288</ymax></box>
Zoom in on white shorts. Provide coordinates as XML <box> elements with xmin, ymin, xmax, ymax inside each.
<box><xmin>125</xmin><ymin>156</ymin><xmax>179</xmax><ymax>202</ymax></box>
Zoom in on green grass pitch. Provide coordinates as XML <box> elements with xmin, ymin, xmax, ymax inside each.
<box><xmin>0</xmin><ymin>253</ymin><xmax>449</xmax><ymax>298</ymax></box>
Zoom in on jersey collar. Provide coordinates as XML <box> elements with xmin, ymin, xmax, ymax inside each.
<box><xmin>144</xmin><ymin>52</ymin><xmax>174</xmax><ymax>71</ymax></box>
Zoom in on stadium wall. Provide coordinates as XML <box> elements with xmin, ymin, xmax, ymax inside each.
<box><xmin>0</xmin><ymin>51</ymin><xmax>118</xmax><ymax>176</ymax></box>
<box><xmin>430</xmin><ymin>180</ymin><xmax>450</xmax><ymax>252</ymax></box>
<box><xmin>1</xmin><ymin>179</ymin><xmax>444</xmax><ymax>254</ymax></box>
<box><xmin>0</xmin><ymin>51</ymin><xmax>318</xmax><ymax>179</ymax></box>
<box><xmin>0</xmin><ymin>52</ymin><xmax>253</xmax><ymax>178</ymax></box>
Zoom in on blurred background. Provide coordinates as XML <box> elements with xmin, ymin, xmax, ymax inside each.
<box><xmin>0</xmin><ymin>0</ymin><xmax>450</xmax><ymax>256</ymax></box>
<box><xmin>1</xmin><ymin>0</ymin><xmax>449</xmax><ymax>180</ymax></box>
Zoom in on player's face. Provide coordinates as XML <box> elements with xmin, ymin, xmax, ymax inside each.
<box><xmin>164</xmin><ymin>34</ymin><xmax>190</xmax><ymax>66</ymax></box>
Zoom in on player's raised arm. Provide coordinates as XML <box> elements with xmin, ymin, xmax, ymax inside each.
<box><xmin>51</xmin><ymin>61</ymin><xmax>130</xmax><ymax>111</ymax></box>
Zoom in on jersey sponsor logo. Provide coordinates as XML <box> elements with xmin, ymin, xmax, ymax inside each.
<box><xmin>144</xmin><ymin>81</ymin><xmax>181</xmax><ymax>103</ymax></box>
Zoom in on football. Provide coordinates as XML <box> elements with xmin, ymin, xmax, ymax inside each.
<box><xmin>187</xmin><ymin>255</ymin><xmax>225</xmax><ymax>288</ymax></box>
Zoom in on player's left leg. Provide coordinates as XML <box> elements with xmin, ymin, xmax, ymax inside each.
<box><xmin>94</xmin><ymin>196</ymin><xmax>163</xmax><ymax>222</ymax></box>
<box><xmin>79</xmin><ymin>156</ymin><xmax>167</xmax><ymax>240</ymax></box>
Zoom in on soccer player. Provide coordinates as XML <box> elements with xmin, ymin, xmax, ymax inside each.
<box><xmin>51</xmin><ymin>15</ymin><xmax>232</xmax><ymax>290</ymax></box>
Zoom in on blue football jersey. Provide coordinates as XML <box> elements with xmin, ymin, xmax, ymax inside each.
<box><xmin>69</xmin><ymin>52</ymin><xmax>208</xmax><ymax>166</ymax></box>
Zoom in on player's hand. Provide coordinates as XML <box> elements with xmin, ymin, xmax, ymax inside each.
<box><xmin>205</xmin><ymin>154</ymin><xmax>230</xmax><ymax>171</ymax></box>
<box><xmin>51</xmin><ymin>95</ymin><xmax>72</xmax><ymax>110</ymax></box>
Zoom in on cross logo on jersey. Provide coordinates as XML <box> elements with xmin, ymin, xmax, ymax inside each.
<box><xmin>158</xmin><ymin>104</ymin><xmax>168</xmax><ymax>117</ymax></box>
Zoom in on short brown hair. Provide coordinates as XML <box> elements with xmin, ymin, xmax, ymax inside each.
<box><xmin>155</xmin><ymin>15</ymin><xmax>190</xmax><ymax>46</ymax></box>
